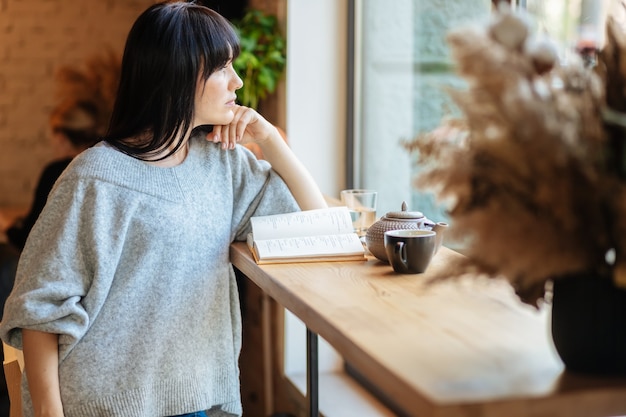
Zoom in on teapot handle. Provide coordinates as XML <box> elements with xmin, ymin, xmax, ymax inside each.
<box><xmin>433</xmin><ymin>221</ymin><xmax>449</xmax><ymax>253</ymax></box>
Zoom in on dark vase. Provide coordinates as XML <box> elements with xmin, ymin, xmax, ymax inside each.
<box><xmin>551</xmin><ymin>273</ymin><xmax>626</xmax><ymax>375</ymax></box>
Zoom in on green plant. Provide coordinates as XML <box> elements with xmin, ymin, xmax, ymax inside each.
<box><xmin>233</xmin><ymin>9</ymin><xmax>286</xmax><ymax>109</ymax></box>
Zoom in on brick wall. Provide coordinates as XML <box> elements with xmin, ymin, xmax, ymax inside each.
<box><xmin>0</xmin><ymin>0</ymin><xmax>155</xmax><ymax>208</ymax></box>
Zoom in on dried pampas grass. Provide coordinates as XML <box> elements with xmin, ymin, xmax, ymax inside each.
<box><xmin>406</xmin><ymin>5</ymin><xmax>626</xmax><ymax>305</ymax></box>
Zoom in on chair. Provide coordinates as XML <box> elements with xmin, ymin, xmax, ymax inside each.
<box><xmin>2</xmin><ymin>343</ymin><xmax>23</xmax><ymax>417</ymax></box>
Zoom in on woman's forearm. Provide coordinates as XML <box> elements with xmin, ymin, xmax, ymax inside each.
<box><xmin>22</xmin><ymin>329</ymin><xmax>64</xmax><ymax>417</ymax></box>
<box><xmin>258</xmin><ymin>131</ymin><xmax>327</xmax><ymax>211</ymax></box>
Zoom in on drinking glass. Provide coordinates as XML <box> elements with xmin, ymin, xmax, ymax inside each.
<box><xmin>340</xmin><ymin>189</ymin><xmax>377</xmax><ymax>237</ymax></box>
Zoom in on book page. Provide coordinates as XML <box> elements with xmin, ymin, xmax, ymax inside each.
<box><xmin>254</xmin><ymin>233</ymin><xmax>364</xmax><ymax>260</ymax></box>
<box><xmin>250</xmin><ymin>207</ymin><xmax>354</xmax><ymax>240</ymax></box>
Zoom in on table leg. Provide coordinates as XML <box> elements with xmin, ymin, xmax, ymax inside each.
<box><xmin>306</xmin><ymin>328</ymin><xmax>319</xmax><ymax>417</ymax></box>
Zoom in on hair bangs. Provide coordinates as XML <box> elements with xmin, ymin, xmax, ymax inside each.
<box><xmin>191</xmin><ymin>9</ymin><xmax>241</xmax><ymax>81</ymax></box>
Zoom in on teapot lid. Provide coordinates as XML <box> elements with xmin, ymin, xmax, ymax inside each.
<box><xmin>385</xmin><ymin>201</ymin><xmax>424</xmax><ymax>219</ymax></box>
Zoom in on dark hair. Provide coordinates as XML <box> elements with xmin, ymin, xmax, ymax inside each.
<box><xmin>103</xmin><ymin>1</ymin><xmax>240</xmax><ymax>161</ymax></box>
<box><xmin>50</xmin><ymin>99</ymin><xmax>101</xmax><ymax>148</ymax></box>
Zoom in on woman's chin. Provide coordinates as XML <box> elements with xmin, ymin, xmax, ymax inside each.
<box><xmin>203</xmin><ymin>113</ymin><xmax>234</xmax><ymax>127</ymax></box>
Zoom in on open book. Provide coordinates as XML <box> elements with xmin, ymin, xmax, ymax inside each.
<box><xmin>247</xmin><ymin>207</ymin><xmax>367</xmax><ymax>264</ymax></box>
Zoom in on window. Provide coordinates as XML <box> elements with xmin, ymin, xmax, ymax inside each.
<box><xmin>351</xmin><ymin>0</ymin><xmax>491</xmax><ymax>224</ymax></box>
<box><xmin>350</xmin><ymin>0</ymin><xmax>611</xmax><ymax>237</ymax></box>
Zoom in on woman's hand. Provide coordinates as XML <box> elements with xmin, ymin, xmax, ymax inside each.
<box><xmin>205</xmin><ymin>105</ymin><xmax>327</xmax><ymax>211</ymax></box>
<box><xmin>206</xmin><ymin>105</ymin><xmax>278</xmax><ymax>150</ymax></box>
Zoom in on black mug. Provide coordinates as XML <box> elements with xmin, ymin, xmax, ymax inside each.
<box><xmin>384</xmin><ymin>229</ymin><xmax>436</xmax><ymax>274</ymax></box>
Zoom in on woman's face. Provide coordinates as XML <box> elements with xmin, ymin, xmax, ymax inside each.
<box><xmin>193</xmin><ymin>61</ymin><xmax>243</xmax><ymax>127</ymax></box>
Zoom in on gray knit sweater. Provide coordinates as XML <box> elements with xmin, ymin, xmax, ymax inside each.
<box><xmin>0</xmin><ymin>134</ymin><xmax>300</xmax><ymax>417</ymax></box>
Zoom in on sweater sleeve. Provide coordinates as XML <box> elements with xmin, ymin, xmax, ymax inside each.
<box><xmin>0</xmin><ymin>175</ymin><xmax>131</xmax><ymax>353</ymax></box>
<box><xmin>228</xmin><ymin>145</ymin><xmax>300</xmax><ymax>242</ymax></box>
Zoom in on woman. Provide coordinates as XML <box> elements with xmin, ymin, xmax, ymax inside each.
<box><xmin>0</xmin><ymin>2</ymin><xmax>326</xmax><ymax>417</ymax></box>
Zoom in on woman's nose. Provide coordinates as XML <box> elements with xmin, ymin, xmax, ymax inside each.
<box><xmin>231</xmin><ymin>68</ymin><xmax>243</xmax><ymax>90</ymax></box>
<box><xmin>233</xmin><ymin>74</ymin><xmax>243</xmax><ymax>91</ymax></box>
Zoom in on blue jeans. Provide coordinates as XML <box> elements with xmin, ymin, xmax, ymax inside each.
<box><xmin>173</xmin><ymin>412</ymin><xmax>208</xmax><ymax>417</ymax></box>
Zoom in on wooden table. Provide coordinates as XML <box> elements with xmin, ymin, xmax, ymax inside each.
<box><xmin>230</xmin><ymin>243</ymin><xmax>626</xmax><ymax>417</ymax></box>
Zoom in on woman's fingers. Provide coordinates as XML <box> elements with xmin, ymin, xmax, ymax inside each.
<box><xmin>222</xmin><ymin>124</ymin><xmax>233</xmax><ymax>149</ymax></box>
<box><xmin>208</xmin><ymin>126</ymin><xmax>221</xmax><ymax>144</ymax></box>
<box><xmin>234</xmin><ymin>107</ymin><xmax>256</xmax><ymax>144</ymax></box>
<box><xmin>206</xmin><ymin>124</ymin><xmax>233</xmax><ymax>149</ymax></box>
<box><xmin>229</xmin><ymin>107</ymin><xmax>246</xmax><ymax>147</ymax></box>
<box><xmin>204</xmin><ymin>105</ymin><xmax>268</xmax><ymax>150</ymax></box>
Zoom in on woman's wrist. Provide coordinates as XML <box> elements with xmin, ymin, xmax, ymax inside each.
<box><xmin>255</xmin><ymin>127</ymin><xmax>286</xmax><ymax>153</ymax></box>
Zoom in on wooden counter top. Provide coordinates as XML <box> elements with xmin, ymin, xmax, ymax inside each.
<box><xmin>230</xmin><ymin>243</ymin><xmax>626</xmax><ymax>417</ymax></box>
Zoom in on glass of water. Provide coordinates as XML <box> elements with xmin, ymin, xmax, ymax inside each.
<box><xmin>340</xmin><ymin>189</ymin><xmax>377</xmax><ymax>237</ymax></box>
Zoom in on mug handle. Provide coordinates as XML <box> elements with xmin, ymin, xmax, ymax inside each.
<box><xmin>390</xmin><ymin>241</ymin><xmax>409</xmax><ymax>273</ymax></box>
